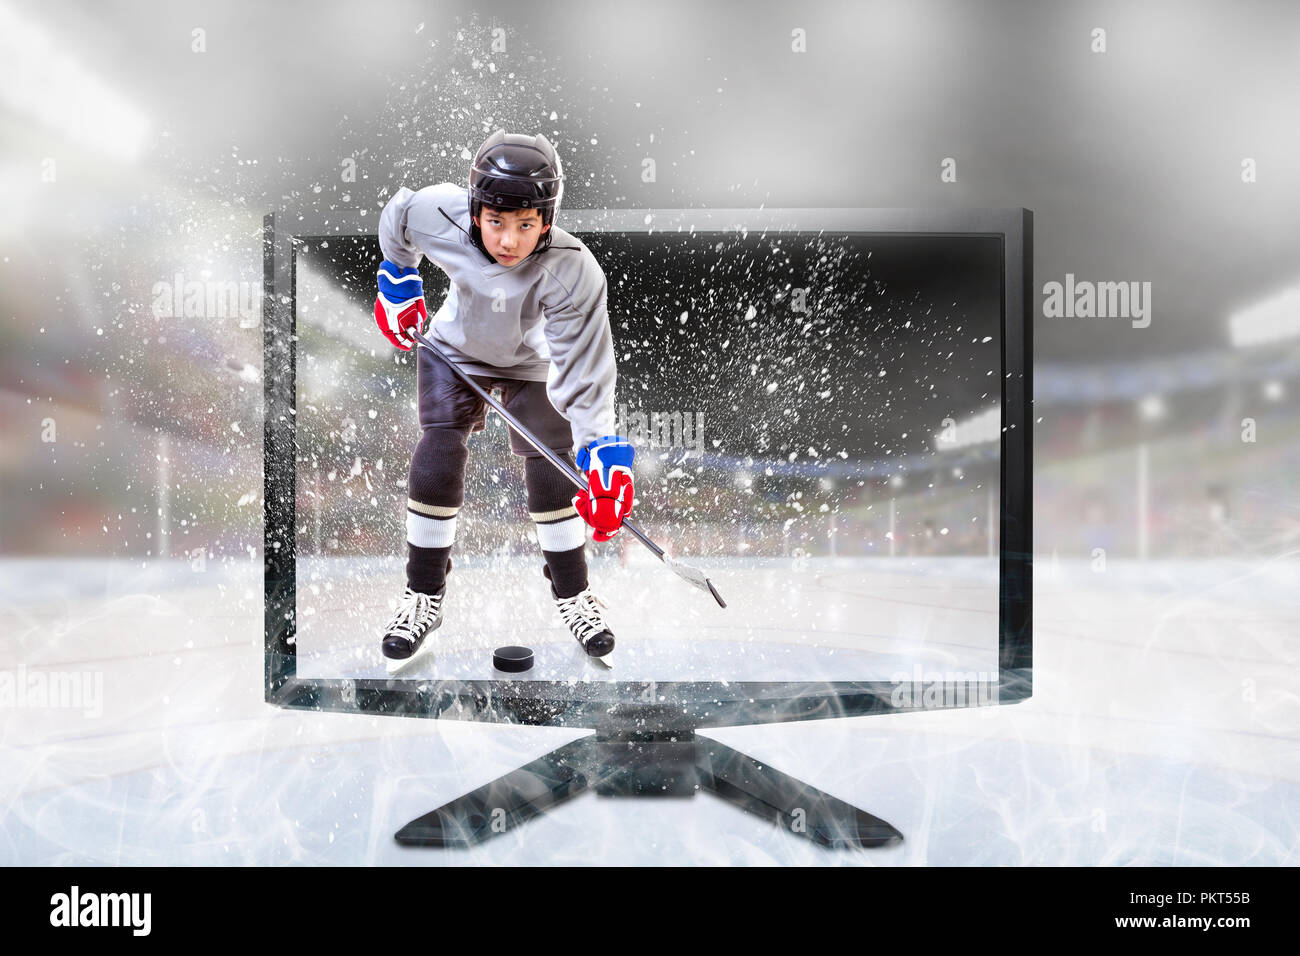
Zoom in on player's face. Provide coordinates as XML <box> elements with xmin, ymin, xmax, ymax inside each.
<box><xmin>474</xmin><ymin>207</ymin><xmax>549</xmax><ymax>265</ymax></box>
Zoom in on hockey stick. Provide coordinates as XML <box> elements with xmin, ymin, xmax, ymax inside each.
<box><xmin>408</xmin><ymin>327</ymin><xmax>726</xmax><ymax>608</ymax></box>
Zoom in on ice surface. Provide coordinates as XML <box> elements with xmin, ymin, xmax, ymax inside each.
<box><xmin>2</xmin><ymin>556</ymin><xmax>1297</xmax><ymax>864</ymax></box>
<box><xmin>296</xmin><ymin>553</ymin><xmax>1000</xmax><ymax>681</ymax></box>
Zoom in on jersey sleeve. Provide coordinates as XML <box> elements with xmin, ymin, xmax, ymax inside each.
<box><xmin>377</xmin><ymin>183</ymin><xmax>467</xmax><ymax>269</ymax></box>
<box><xmin>377</xmin><ymin>186</ymin><xmax>424</xmax><ymax>269</ymax></box>
<box><xmin>540</xmin><ymin>245</ymin><xmax>619</xmax><ymax>452</ymax></box>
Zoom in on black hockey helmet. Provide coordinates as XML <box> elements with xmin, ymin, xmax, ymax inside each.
<box><xmin>469</xmin><ymin>130</ymin><xmax>564</xmax><ymax>251</ymax></box>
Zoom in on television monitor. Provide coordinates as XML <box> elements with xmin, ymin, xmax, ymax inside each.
<box><xmin>263</xmin><ymin>205</ymin><xmax>1033</xmax><ymax>847</ymax></box>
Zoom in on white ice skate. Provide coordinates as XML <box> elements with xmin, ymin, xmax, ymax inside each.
<box><xmin>382</xmin><ymin>585</ymin><xmax>445</xmax><ymax>673</ymax></box>
<box><xmin>552</xmin><ymin>585</ymin><xmax>616</xmax><ymax>660</ymax></box>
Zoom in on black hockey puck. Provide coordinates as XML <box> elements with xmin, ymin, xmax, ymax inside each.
<box><xmin>492</xmin><ymin>645</ymin><xmax>534</xmax><ymax>673</ymax></box>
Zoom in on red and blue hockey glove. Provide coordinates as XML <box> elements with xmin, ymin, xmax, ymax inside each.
<box><xmin>374</xmin><ymin>260</ymin><xmax>428</xmax><ymax>350</ymax></box>
<box><xmin>573</xmin><ymin>435</ymin><xmax>635</xmax><ymax>542</ymax></box>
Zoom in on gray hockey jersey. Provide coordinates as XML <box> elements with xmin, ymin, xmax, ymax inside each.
<box><xmin>378</xmin><ymin>182</ymin><xmax>616</xmax><ymax>451</ymax></box>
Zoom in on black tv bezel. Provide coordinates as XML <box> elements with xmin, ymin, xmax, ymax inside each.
<box><xmin>263</xmin><ymin>206</ymin><xmax>1032</xmax><ymax>731</ymax></box>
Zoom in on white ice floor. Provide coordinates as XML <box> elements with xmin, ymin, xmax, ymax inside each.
<box><xmin>296</xmin><ymin>552</ymin><xmax>1001</xmax><ymax>681</ymax></box>
<box><xmin>1</xmin><ymin>554</ymin><xmax>1297</xmax><ymax>865</ymax></box>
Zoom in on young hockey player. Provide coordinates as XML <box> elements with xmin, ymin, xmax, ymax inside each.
<box><xmin>373</xmin><ymin>129</ymin><xmax>635</xmax><ymax>662</ymax></box>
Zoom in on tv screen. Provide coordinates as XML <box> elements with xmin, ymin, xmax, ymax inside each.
<box><xmin>264</xmin><ymin>207</ymin><xmax>1031</xmax><ymax>726</ymax></box>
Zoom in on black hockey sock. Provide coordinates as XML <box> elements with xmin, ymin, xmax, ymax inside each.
<box><xmin>525</xmin><ymin>454</ymin><xmax>589</xmax><ymax>598</ymax></box>
<box><xmin>407</xmin><ymin>544</ymin><xmax>452</xmax><ymax>594</ymax></box>
<box><xmin>543</xmin><ymin>546</ymin><xmax>589</xmax><ymax>599</ymax></box>
<box><xmin>405</xmin><ymin>426</ymin><xmax>469</xmax><ymax>594</ymax></box>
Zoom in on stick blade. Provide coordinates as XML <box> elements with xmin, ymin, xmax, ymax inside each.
<box><xmin>661</xmin><ymin>553</ymin><xmax>727</xmax><ymax>608</ymax></box>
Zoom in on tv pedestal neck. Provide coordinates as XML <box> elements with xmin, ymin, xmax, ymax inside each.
<box><xmin>395</xmin><ymin>725</ymin><xmax>903</xmax><ymax>849</ymax></box>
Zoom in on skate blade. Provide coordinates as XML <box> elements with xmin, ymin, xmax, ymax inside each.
<box><xmin>385</xmin><ymin>640</ymin><xmax>434</xmax><ymax>676</ymax></box>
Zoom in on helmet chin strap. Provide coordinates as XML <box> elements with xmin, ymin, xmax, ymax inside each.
<box><xmin>467</xmin><ymin>205</ymin><xmax>491</xmax><ymax>260</ymax></box>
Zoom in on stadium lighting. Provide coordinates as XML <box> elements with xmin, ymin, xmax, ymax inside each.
<box><xmin>0</xmin><ymin>3</ymin><xmax>150</xmax><ymax>162</ymax></box>
<box><xmin>1138</xmin><ymin>394</ymin><xmax>1166</xmax><ymax>421</ymax></box>
<box><xmin>1228</xmin><ymin>285</ymin><xmax>1300</xmax><ymax>348</ymax></box>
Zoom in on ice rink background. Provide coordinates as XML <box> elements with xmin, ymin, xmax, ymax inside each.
<box><xmin>2</xmin><ymin>0</ymin><xmax>1299</xmax><ymax>863</ymax></box>
<box><xmin>295</xmin><ymin>554</ymin><xmax>1001</xmax><ymax>682</ymax></box>
<box><xmin>3</xmin><ymin>554</ymin><xmax>1296</xmax><ymax>864</ymax></box>
<box><xmin>290</xmin><ymin>224</ymin><xmax>1009</xmax><ymax>683</ymax></box>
